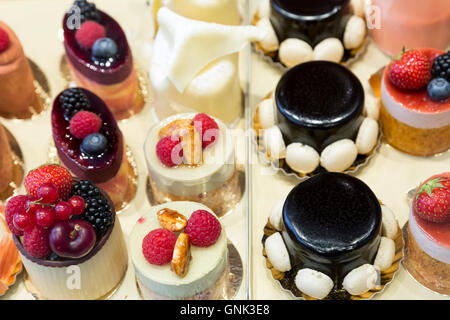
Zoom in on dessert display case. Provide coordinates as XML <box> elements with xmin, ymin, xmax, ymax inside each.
<box><xmin>0</xmin><ymin>0</ymin><xmax>448</xmax><ymax>301</ymax></box>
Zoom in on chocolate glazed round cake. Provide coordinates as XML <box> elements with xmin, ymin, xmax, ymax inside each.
<box><xmin>281</xmin><ymin>172</ymin><xmax>382</xmax><ymax>287</ymax></box>
<box><xmin>275</xmin><ymin>61</ymin><xmax>364</xmax><ymax>151</ymax></box>
<box><xmin>270</xmin><ymin>0</ymin><xmax>351</xmax><ymax>46</ymax></box>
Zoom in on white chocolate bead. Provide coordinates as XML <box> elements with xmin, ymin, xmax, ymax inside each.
<box><xmin>313</xmin><ymin>38</ymin><xmax>344</xmax><ymax>63</ymax></box>
<box><xmin>285</xmin><ymin>143</ymin><xmax>320</xmax><ymax>174</ymax></box>
<box><xmin>279</xmin><ymin>38</ymin><xmax>314</xmax><ymax>67</ymax></box>
<box><xmin>256</xmin><ymin>18</ymin><xmax>279</xmax><ymax>52</ymax></box>
<box><xmin>269</xmin><ymin>199</ymin><xmax>285</xmax><ymax>231</ymax></box>
<box><xmin>265</xmin><ymin>232</ymin><xmax>291</xmax><ymax>272</ymax></box>
<box><xmin>295</xmin><ymin>269</ymin><xmax>334</xmax><ymax>299</ymax></box>
<box><xmin>350</xmin><ymin>0</ymin><xmax>366</xmax><ymax>18</ymax></box>
<box><xmin>374</xmin><ymin>237</ymin><xmax>396</xmax><ymax>271</ymax></box>
<box><xmin>258</xmin><ymin>98</ymin><xmax>277</xmax><ymax>129</ymax></box>
<box><xmin>263</xmin><ymin>126</ymin><xmax>286</xmax><ymax>160</ymax></box>
<box><xmin>342</xmin><ymin>264</ymin><xmax>379</xmax><ymax>295</ymax></box>
<box><xmin>258</xmin><ymin>0</ymin><xmax>271</xmax><ymax>19</ymax></box>
<box><xmin>320</xmin><ymin>139</ymin><xmax>358</xmax><ymax>172</ymax></box>
<box><xmin>381</xmin><ymin>205</ymin><xmax>399</xmax><ymax>239</ymax></box>
<box><xmin>343</xmin><ymin>15</ymin><xmax>367</xmax><ymax>50</ymax></box>
<box><xmin>364</xmin><ymin>93</ymin><xmax>380</xmax><ymax>120</ymax></box>
<box><xmin>355</xmin><ymin>117</ymin><xmax>379</xmax><ymax>154</ymax></box>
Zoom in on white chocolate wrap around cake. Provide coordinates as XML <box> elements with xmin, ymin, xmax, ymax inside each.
<box><xmin>130</xmin><ymin>201</ymin><xmax>228</xmax><ymax>299</ymax></box>
<box><xmin>150</xmin><ymin>8</ymin><xmax>263</xmax><ymax>124</ymax></box>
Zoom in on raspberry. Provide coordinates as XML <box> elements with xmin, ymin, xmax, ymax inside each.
<box><xmin>69</xmin><ymin>111</ymin><xmax>102</xmax><ymax>139</ymax></box>
<box><xmin>5</xmin><ymin>195</ymin><xmax>29</xmax><ymax>236</ymax></box>
<box><xmin>142</xmin><ymin>228</ymin><xmax>177</xmax><ymax>265</ymax></box>
<box><xmin>0</xmin><ymin>27</ymin><xmax>10</xmax><ymax>53</ymax></box>
<box><xmin>75</xmin><ymin>21</ymin><xmax>105</xmax><ymax>49</ymax></box>
<box><xmin>23</xmin><ymin>225</ymin><xmax>50</xmax><ymax>259</ymax></box>
<box><xmin>193</xmin><ymin>113</ymin><xmax>219</xmax><ymax>149</ymax></box>
<box><xmin>185</xmin><ymin>210</ymin><xmax>221</xmax><ymax>247</ymax></box>
<box><xmin>156</xmin><ymin>136</ymin><xmax>183</xmax><ymax>167</ymax></box>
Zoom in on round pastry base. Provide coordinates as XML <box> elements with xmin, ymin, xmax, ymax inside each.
<box><xmin>22</xmin><ymin>264</ymin><xmax>128</xmax><ymax>300</ymax></box>
<box><xmin>250</xmin><ymin>13</ymin><xmax>369</xmax><ymax>72</ymax></box>
<box><xmin>59</xmin><ymin>55</ymin><xmax>150</xmax><ymax>121</ymax></box>
<box><xmin>252</xmin><ymin>101</ymin><xmax>382</xmax><ymax>181</ymax></box>
<box><xmin>47</xmin><ymin>142</ymin><xmax>139</xmax><ymax>214</ymax></box>
<box><xmin>145</xmin><ymin>169</ymin><xmax>245</xmax><ymax>218</ymax></box>
<box><xmin>261</xmin><ymin>219</ymin><xmax>404</xmax><ymax>300</ymax></box>
<box><xmin>401</xmin><ymin>223</ymin><xmax>450</xmax><ymax>296</ymax></box>
<box><xmin>136</xmin><ymin>241</ymin><xmax>243</xmax><ymax>300</ymax></box>
<box><xmin>0</xmin><ymin>58</ymin><xmax>51</xmax><ymax>120</ymax></box>
<box><xmin>0</xmin><ymin>126</ymin><xmax>24</xmax><ymax>202</ymax></box>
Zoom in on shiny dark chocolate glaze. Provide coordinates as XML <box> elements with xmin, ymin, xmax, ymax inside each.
<box><xmin>270</xmin><ymin>0</ymin><xmax>351</xmax><ymax>46</ymax></box>
<box><xmin>282</xmin><ymin>173</ymin><xmax>381</xmax><ymax>286</ymax></box>
<box><xmin>63</xmin><ymin>9</ymin><xmax>133</xmax><ymax>85</ymax></box>
<box><xmin>275</xmin><ymin>61</ymin><xmax>364</xmax><ymax>151</ymax></box>
<box><xmin>52</xmin><ymin>88</ymin><xmax>124</xmax><ymax>183</ymax></box>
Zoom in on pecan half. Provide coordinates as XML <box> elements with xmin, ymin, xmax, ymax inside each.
<box><xmin>157</xmin><ymin>208</ymin><xmax>188</xmax><ymax>232</ymax></box>
<box><xmin>158</xmin><ymin>119</ymin><xmax>194</xmax><ymax>139</ymax></box>
<box><xmin>171</xmin><ymin>233</ymin><xmax>191</xmax><ymax>277</ymax></box>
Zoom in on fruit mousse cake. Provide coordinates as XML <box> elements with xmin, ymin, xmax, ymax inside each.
<box><xmin>62</xmin><ymin>0</ymin><xmax>144</xmax><ymax>120</ymax></box>
<box><xmin>0</xmin><ymin>21</ymin><xmax>42</xmax><ymax>118</ymax></box>
<box><xmin>5</xmin><ymin>164</ymin><xmax>128</xmax><ymax>299</ymax></box>
<box><xmin>144</xmin><ymin>112</ymin><xmax>239</xmax><ymax>216</ymax></box>
<box><xmin>403</xmin><ymin>172</ymin><xmax>450</xmax><ymax>295</ymax></box>
<box><xmin>257</xmin><ymin>61</ymin><xmax>380</xmax><ymax>174</ymax></box>
<box><xmin>130</xmin><ymin>201</ymin><xmax>229</xmax><ymax>300</ymax></box>
<box><xmin>380</xmin><ymin>48</ymin><xmax>450</xmax><ymax>156</ymax></box>
<box><xmin>151</xmin><ymin>0</ymin><xmax>241</xmax><ymax>25</ymax></box>
<box><xmin>52</xmin><ymin>87</ymin><xmax>136</xmax><ymax>210</ymax></box>
<box><xmin>0</xmin><ymin>123</ymin><xmax>14</xmax><ymax>196</ymax></box>
<box><xmin>150</xmin><ymin>7</ymin><xmax>263</xmax><ymax>125</ymax></box>
<box><xmin>254</xmin><ymin>0</ymin><xmax>367</xmax><ymax>67</ymax></box>
<box><xmin>266</xmin><ymin>172</ymin><xmax>400</xmax><ymax>299</ymax></box>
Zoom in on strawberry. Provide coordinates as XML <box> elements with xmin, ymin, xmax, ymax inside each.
<box><xmin>388</xmin><ymin>48</ymin><xmax>432</xmax><ymax>90</ymax></box>
<box><xmin>24</xmin><ymin>164</ymin><xmax>73</xmax><ymax>201</ymax></box>
<box><xmin>414</xmin><ymin>174</ymin><xmax>450</xmax><ymax>223</ymax></box>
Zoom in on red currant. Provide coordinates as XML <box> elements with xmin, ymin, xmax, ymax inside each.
<box><xmin>35</xmin><ymin>207</ymin><xmax>56</xmax><ymax>228</ymax></box>
<box><xmin>13</xmin><ymin>212</ymin><xmax>35</xmax><ymax>231</ymax></box>
<box><xmin>37</xmin><ymin>182</ymin><xmax>59</xmax><ymax>204</ymax></box>
<box><xmin>68</xmin><ymin>196</ymin><xmax>85</xmax><ymax>216</ymax></box>
<box><xmin>54</xmin><ymin>201</ymin><xmax>73</xmax><ymax>220</ymax></box>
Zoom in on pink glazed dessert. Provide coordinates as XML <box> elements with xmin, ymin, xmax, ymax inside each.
<box><xmin>369</xmin><ymin>0</ymin><xmax>450</xmax><ymax>56</ymax></box>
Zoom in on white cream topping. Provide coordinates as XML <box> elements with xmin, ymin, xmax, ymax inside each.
<box><xmin>130</xmin><ymin>201</ymin><xmax>228</xmax><ymax>299</ymax></box>
<box><xmin>381</xmin><ymin>78</ymin><xmax>450</xmax><ymax>129</ymax></box>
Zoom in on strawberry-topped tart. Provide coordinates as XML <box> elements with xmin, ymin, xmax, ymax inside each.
<box><xmin>52</xmin><ymin>87</ymin><xmax>136</xmax><ymax>211</ymax></box>
<box><xmin>62</xmin><ymin>0</ymin><xmax>144</xmax><ymax>120</ymax></box>
<box><xmin>380</xmin><ymin>48</ymin><xmax>450</xmax><ymax>156</ymax></box>
<box><xmin>5</xmin><ymin>164</ymin><xmax>128</xmax><ymax>299</ymax></box>
<box><xmin>144</xmin><ymin>112</ymin><xmax>240</xmax><ymax>216</ymax></box>
<box><xmin>130</xmin><ymin>201</ymin><xmax>229</xmax><ymax>300</ymax></box>
<box><xmin>404</xmin><ymin>172</ymin><xmax>450</xmax><ymax>295</ymax></box>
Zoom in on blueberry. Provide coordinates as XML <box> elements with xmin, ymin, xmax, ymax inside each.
<box><xmin>427</xmin><ymin>78</ymin><xmax>450</xmax><ymax>101</ymax></box>
<box><xmin>81</xmin><ymin>133</ymin><xmax>108</xmax><ymax>156</ymax></box>
<box><xmin>91</xmin><ymin>37</ymin><xmax>118</xmax><ymax>60</ymax></box>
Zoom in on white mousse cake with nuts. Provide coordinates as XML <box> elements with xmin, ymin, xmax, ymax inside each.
<box><xmin>130</xmin><ymin>201</ymin><xmax>228</xmax><ymax>300</ymax></box>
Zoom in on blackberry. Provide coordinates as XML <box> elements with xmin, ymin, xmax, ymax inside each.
<box><xmin>71</xmin><ymin>0</ymin><xmax>100</xmax><ymax>23</ymax></box>
<box><xmin>431</xmin><ymin>51</ymin><xmax>450</xmax><ymax>81</ymax></box>
<box><xmin>59</xmin><ymin>88</ymin><xmax>91</xmax><ymax>121</ymax></box>
<box><xmin>71</xmin><ymin>180</ymin><xmax>113</xmax><ymax>236</ymax></box>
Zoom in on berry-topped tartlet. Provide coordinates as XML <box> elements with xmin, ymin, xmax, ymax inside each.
<box><xmin>5</xmin><ymin>164</ymin><xmax>128</xmax><ymax>299</ymax></box>
<box><xmin>403</xmin><ymin>172</ymin><xmax>450</xmax><ymax>295</ymax></box>
<box><xmin>380</xmin><ymin>48</ymin><xmax>450</xmax><ymax>156</ymax></box>
<box><xmin>130</xmin><ymin>201</ymin><xmax>230</xmax><ymax>300</ymax></box>
<box><xmin>51</xmin><ymin>87</ymin><xmax>137</xmax><ymax>211</ymax></box>
<box><xmin>144</xmin><ymin>112</ymin><xmax>240</xmax><ymax>216</ymax></box>
<box><xmin>255</xmin><ymin>61</ymin><xmax>380</xmax><ymax>176</ymax></box>
<box><xmin>253</xmin><ymin>0</ymin><xmax>368</xmax><ymax>68</ymax></box>
<box><xmin>0</xmin><ymin>21</ymin><xmax>43</xmax><ymax>119</ymax></box>
<box><xmin>264</xmin><ymin>173</ymin><xmax>402</xmax><ymax>299</ymax></box>
<box><xmin>62</xmin><ymin>0</ymin><xmax>144</xmax><ymax>120</ymax></box>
